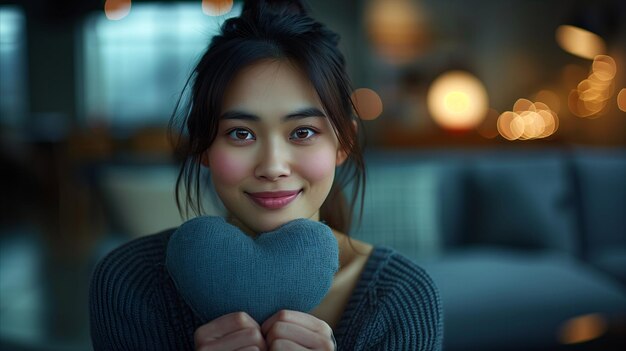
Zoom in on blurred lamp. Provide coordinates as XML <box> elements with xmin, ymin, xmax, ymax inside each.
<box><xmin>104</xmin><ymin>0</ymin><xmax>131</xmax><ymax>21</ymax></box>
<box><xmin>427</xmin><ymin>71</ymin><xmax>489</xmax><ymax>131</ymax></box>
<box><xmin>351</xmin><ymin>88</ymin><xmax>383</xmax><ymax>120</ymax></box>
<box><xmin>555</xmin><ymin>25</ymin><xmax>605</xmax><ymax>60</ymax></box>
<box><xmin>556</xmin><ymin>2</ymin><xmax>619</xmax><ymax>60</ymax></box>
<box><xmin>365</xmin><ymin>0</ymin><xmax>430</xmax><ymax>64</ymax></box>
<box><xmin>617</xmin><ymin>89</ymin><xmax>626</xmax><ymax>113</ymax></box>
<box><xmin>558</xmin><ymin>313</ymin><xmax>607</xmax><ymax>345</ymax></box>
<box><xmin>202</xmin><ymin>0</ymin><xmax>234</xmax><ymax>16</ymax></box>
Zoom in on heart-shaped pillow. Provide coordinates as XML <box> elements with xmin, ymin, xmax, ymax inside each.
<box><xmin>165</xmin><ymin>216</ymin><xmax>339</xmax><ymax>323</ymax></box>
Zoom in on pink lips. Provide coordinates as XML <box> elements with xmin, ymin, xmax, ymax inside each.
<box><xmin>246</xmin><ymin>190</ymin><xmax>302</xmax><ymax>209</ymax></box>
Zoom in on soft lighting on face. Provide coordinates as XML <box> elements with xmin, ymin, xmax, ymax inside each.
<box><xmin>555</xmin><ymin>25</ymin><xmax>606</xmax><ymax>60</ymax></box>
<box><xmin>618</xmin><ymin>88</ymin><xmax>626</xmax><ymax>112</ymax></box>
<box><xmin>351</xmin><ymin>88</ymin><xmax>384</xmax><ymax>120</ymax></box>
<box><xmin>104</xmin><ymin>0</ymin><xmax>131</xmax><ymax>21</ymax></box>
<box><xmin>202</xmin><ymin>0</ymin><xmax>234</xmax><ymax>16</ymax></box>
<box><xmin>427</xmin><ymin>71</ymin><xmax>489</xmax><ymax>130</ymax></box>
<box><xmin>558</xmin><ymin>314</ymin><xmax>608</xmax><ymax>345</ymax></box>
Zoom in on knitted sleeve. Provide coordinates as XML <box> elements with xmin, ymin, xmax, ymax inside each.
<box><xmin>369</xmin><ymin>252</ymin><xmax>444</xmax><ymax>351</ymax></box>
<box><xmin>88</xmin><ymin>235</ymin><xmax>177</xmax><ymax>350</ymax></box>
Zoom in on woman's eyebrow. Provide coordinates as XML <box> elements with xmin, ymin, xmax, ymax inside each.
<box><xmin>219</xmin><ymin>107</ymin><xmax>327</xmax><ymax>122</ymax></box>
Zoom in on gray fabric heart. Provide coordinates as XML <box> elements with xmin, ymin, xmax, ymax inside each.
<box><xmin>165</xmin><ymin>216</ymin><xmax>339</xmax><ymax>323</ymax></box>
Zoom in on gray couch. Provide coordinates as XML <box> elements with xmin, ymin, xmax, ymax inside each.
<box><xmin>348</xmin><ymin>147</ymin><xmax>626</xmax><ymax>351</ymax></box>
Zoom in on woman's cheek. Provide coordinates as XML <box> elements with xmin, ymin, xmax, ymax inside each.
<box><xmin>208</xmin><ymin>149</ymin><xmax>250</xmax><ymax>185</ymax></box>
<box><xmin>298</xmin><ymin>147</ymin><xmax>337</xmax><ymax>181</ymax></box>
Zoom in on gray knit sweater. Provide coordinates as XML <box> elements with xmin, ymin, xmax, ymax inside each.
<box><xmin>89</xmin><ymin>228</ymin><xmax>444</xmax><ymax>350</ymax></box>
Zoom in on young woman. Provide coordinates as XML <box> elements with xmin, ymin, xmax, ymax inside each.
<box><xmin>89</xmin><ymin>1</ymin><xmax>443</xmax><ymax>350</ymax></box>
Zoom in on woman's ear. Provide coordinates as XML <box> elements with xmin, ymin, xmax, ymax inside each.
<box><xmin>336</xmin><ymin>148</ymin><xmax>348</xmax><ymax>166</ymax></box>
<box><xmin>200</xmin><ymin>151</ymin><xmax>210</xmax><ymax>168</ymax></box>
<box><xmin>336</xmin><ymin>120</ymin><xmax>358</xmax><ymax>166</ymax></box>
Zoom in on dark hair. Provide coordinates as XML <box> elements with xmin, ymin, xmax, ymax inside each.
<box><xmin>169</xmin><ymin>0</ymin><xmax>366</xmax><ymax>235</ymax></box>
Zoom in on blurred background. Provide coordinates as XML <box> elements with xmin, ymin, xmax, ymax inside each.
<box><xmin>0</xmin><ymin>0</ymin><xmax>625</xmax><ymax>350</ymax></box>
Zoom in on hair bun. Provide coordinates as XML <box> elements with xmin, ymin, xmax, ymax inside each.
<box><xmin>242</xmin><ymin>0</ymin><xmax>310</xmax><ymax>18</ymax></box>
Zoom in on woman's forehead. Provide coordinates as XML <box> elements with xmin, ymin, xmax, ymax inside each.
<box><xmin>221</xmin><ymin>60</ymin><xmax>324</xmax><ymax>114</ymax></box>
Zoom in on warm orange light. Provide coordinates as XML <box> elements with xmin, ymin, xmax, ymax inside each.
<box><xmin>104</xmin><ymin>0</ymin><xmax>131</xmax><ymax>21</ymax></box>
<box><xmin>569</xmin><ymin>89</ymin><xmax>601</xmax><ymax>118</ymax></box>
<box><xmin>513</xmin><ymin>98</ymin><xmax>535</xmax><ymax>113</ymax></box>
<box><xmin>202</xmin><ymin>0</ymin><xmax>234</xmax><ymax>16</ymax></box>
<box><xmin>618</xmin><ymin>88</ymin><xmax>626</xmax><ymax>112</ymax></box>
<box><xmin>365</xmin><ymin>0</ymin><xmax>429</xmax><ymax>64</ymax></box>
<box><xmin>497</xmin><ymin>111</ymin><xmax>524</xmax><ymax>140</ymax></box>
<box><xmin>427</xmin><ymin>71</ymin><xmax>489</xmax><ymax>130</ymax></box>
<box><xmin>519</xmin><ymin>111</ymin><xmax>545</xmax><ymax>140</ymax></box>
<box><xmin>569</xmin><ymin>55</ymin><xmax>616</xmax><ymax>118</ymax></box>
<box><xmin>537</xmin><ymin>109</ymin><xmax>559</xmax><ymax>138</ymax></box>
<box><xmin>555</xmin><ymin>25</ymin><xmax>606</xmax><ymax>60</ymax></box>
<box><xmin>578</xmin><ymin>79</ymin><xmax>611</xmax><ymax>102</ymax></box>
<box><xmin>558</xmin><ymin>314</ymin><xmax>608</xmax><ymax>345</ymax></box>
<box><xmin>351</xmin><ymin>88</ymin><xmax>384</xmax><ymax>120</ymax></box>
<box><xmin>592</xmin><ymin>55</ymin><xmax>617</xmax><ymax>81</ymax></box>
<box><xmin>534</xmin><ymin>90</ymin><xmax>561</xmax><ymax>113</ymax></box>
<box><xmin>499</xmin><ymin>98</ymin><xmax>559</xmax><ymax>141</ymax></box>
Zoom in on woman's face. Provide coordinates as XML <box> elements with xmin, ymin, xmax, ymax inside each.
<box><xmin>203</xmin><ymin>60</ymin><xmax>348</xmax><ymax>236</ymax></box>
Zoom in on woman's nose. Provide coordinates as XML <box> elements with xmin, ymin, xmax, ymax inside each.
<box><xmin>254</xmin><ymin>139</ymin><xmax>291</xmax><ymax>181</ymax></box>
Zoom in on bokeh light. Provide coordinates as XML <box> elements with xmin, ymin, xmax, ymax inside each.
<box><xmin>592</xmin><ymin>55</ymin><xmax>616</xmax><ymax>81</ymax></box>
<box><xmin>568</xmin><ymin>55</ymin><xmax>617</xmax><ymax>118</ymax></box>
<box><xmin>351</xmin><ymin>88</ymin><xmax>384</xmax><ymax>120</ymax></box>
<box><xmin>558</xmin><ymin>314</ymin><xmax>608</xmax><ymax>345</ymax></box>
<box><xmin>618</xmin><ymin>88</ymin><xmax>626</xmax><ymax>112</ymax></box>
<box><xmin>104</xmin><ymin>0</ymin><xmax>131</xmax><ymax>21</ymax></box>
<box><xmin>497</xmin><ymin>99</ymin><xmax>559</xmax><ymax>141</ymax></box>
<box><xmin>202</xmin><ymin>0</ymin><xmax>234</xmax><ymax>16</ymax></box>
<box><xmin>513</xmin><ymin>98</ymin><xmax>535</xmax><ymax>113</ymax></box>
<box><xmin>497</xmin><ymin>111</ymin><xmax>524</xmax><ymax>141</ymax></box>
<box><xmin>365</xmin><ymin>0</ymin><xmax>428</xmax><ymax>64</ymax></box>
<box><xmin>534</xmin><ymin>90</ymin><xmax>561</xmax><ymax>113</ymax></box>
<box><xmin>426</xmin><ymin>71</ymin><xmax>489</xmax><ymax>130</ymax></box>
<box><xmin>555</xmin><ymin>25</ymin><xmax>606</xmax><ymax>60</ymax></box>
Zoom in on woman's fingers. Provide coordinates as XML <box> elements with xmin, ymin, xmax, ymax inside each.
<box><xmin>197</xmin><ymin>327</ymin><xmax>265</xmax><ymax>351</ymax></box>
<box><xmin>262</xmin><ymin>310</ymin><xmax>335</xmax><ymax>351</ymax></box>
<box><xmin>195</xmin><ymin>312</ymin><xmax>261</xmax><ymax>342</ymax></box>
<box><xmin>261</xmin><ymin>310</ymin><xmax>331</xmax><ymax>337</ymax></box>
<box><xmin>266</xmin><ymin>321</ymin><xmax>332</xmax><ymax>349</ymax></box>
<box><xmin>235</xmin><ymin>347</ymin><xmax>261</xmax><ymax>351</ymax></box>
<box><xmin>269</xmin><ymin>338</ymin><xmax>308</xmax><ymax>351</ymax></box>
<box><xmin>194</xmin><ymin>312</ymin><xmax>266</xmax><ymax>351</ymax></box>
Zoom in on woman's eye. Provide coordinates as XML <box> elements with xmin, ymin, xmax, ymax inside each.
<box><xmin>227</xmin><ymin>128</ymin><xmax>254</xmax><ymax>141</ymax></box>
<box><xmin>290</xmin><ymin>127</ymin><xmax>317</xmax><ymax>141</ymax></box>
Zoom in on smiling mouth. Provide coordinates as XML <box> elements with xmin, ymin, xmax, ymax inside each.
<box><xmin>245</xmin><ymin>190</ymin><xmax>302</xmax><ymax>210</ymax></box>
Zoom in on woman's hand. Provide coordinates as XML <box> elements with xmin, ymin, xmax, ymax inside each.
<box><xmin>194</xmin><ymin>312</ymin><xmax>267</xmax><ymax>351</ymax></box>
<box><xmin>261</xmin><ymin>310</ymin><xmax>336</xmax><ymax>351</ymax></box>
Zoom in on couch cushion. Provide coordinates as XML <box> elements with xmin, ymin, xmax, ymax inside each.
<box><xmin>465</xmin><ymin>155</ymin><xmax>578</xmax><ymax>254</ymax></box>
<box><xmin>574</xmin><ymin>149</ymin><xmax>626</xmax><ymax>284</ymax></box>
<box><xmin>419</xmin><ymin>248</ymin><xmax>626</xmax><ymax>351</ymax></box>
